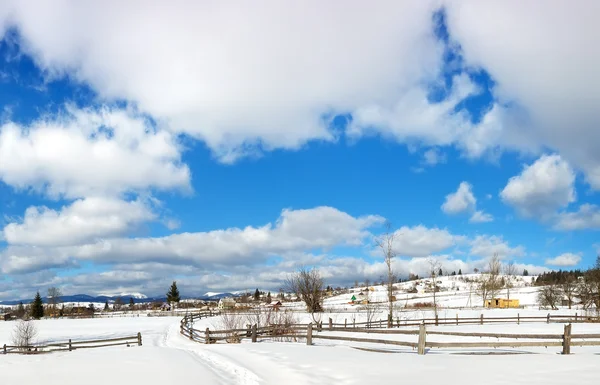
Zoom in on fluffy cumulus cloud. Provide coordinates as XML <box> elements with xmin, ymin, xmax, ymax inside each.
<box><xmin>442</xmin><ymin>182</ymin><xmax>476</xmax><ymax>214</ymax></box>
<box><xmin>0</xmin><ymin>206</ymin><xmax>383</xmax><ymax>274</ymax></box>
<box><xmin>0</xmin><ymin>106</ymin><xmax>190</xmax><ymax>199</ymax></box>
<box><xmin>0</xmin><ymin>0</ymin><xmax>445</xmax><ymax>162</ymax></box>
<box><xmin>545</xmin><ymin>253</ymin><xmax>582</xmax><ymax>267</ymax></box>
<box><xmin>469</xmin><ymin>235</ymin><xmax>525</xmax><ymax>259</ymax></box>
<box><xmin>444</xmin><ymin>1</ymin><xmax>600</xmax><ymax>189</ymax></box>
<box><xmin>1</xmin><ymin>197</ymin><xmax>156</xmax><ymax>247</ymax></box>
<box><xmin>553</xmin><ymin>204</ymin><xmax>600</xmax><ymax>231</ymax></box>
<box><xmin>442</xmin><ymin>182</ymin><xmax>493</xmax><ymax>223</ymax></box>
<box><xmin>388</xmin><ymin>225</ymin><xmax>460</xmax><ymax>258</ymax></box>
<box><xmin>501</xmin><ymin>155</ymin><xmax>576</xmax><ymax>218</ymax></box>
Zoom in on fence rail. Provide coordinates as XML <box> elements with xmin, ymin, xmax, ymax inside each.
<box><xmin>2</xmin><ymin>333</ymin><xmax>142</xmax><ymax>355</ymax></box>
<box><xmin>180</xmin><ymin>311</ymin><xmax>600</xmax><ymax>355</ymax></box>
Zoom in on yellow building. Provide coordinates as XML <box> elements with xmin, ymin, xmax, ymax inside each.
<box><xmin>485</xmin><ymin>298</ymin><xmax>520</xmax><ymax>308</ymax></box>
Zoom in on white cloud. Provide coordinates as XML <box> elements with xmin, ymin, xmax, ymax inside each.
<box><xmin>500</xmin><ymin>155</ymin><xmax>576</xmax><ymax>218</ymax></box>
<box><xmin>545</xmin><ymin>253</ymin><xmax>581</xmax><ymax>267</ymax></box>
<box><xmin>0</xmin><ymin>106</ymin><xmax>190</xmax><ymax>199</ymax></box>
<box><xmin>1</xmin><ymin>197</ymin><xmax>156</xmax><ymax>247</ymax></box>
<box><xmin>0</xmin><ymin>1</ymin><xmax>443</xmax><ymax>162</ymax></box>
<box><xmin>444</xmin><ymin>1</ymin><xmax>600</xmax><ymax>189</ymax></box>
<box><xmin>469</xmin><ymin>235</ymin><xmax>525</xmax><ymax>259</ymax></box>
<box><xmin>442</xmin><ymin>182</ymin><xmax>476</xmax><ymax>214</ymax></box>
<box><xmin>553</xmin><ymin>204</ymin><xmax>600</xmax><ymax>231</ymax></box>
<box><xmin>469</xmin><ymin>210</ymin><xmax>494</xmax><ymax>223</ymax></box>
<box><xmin>388</xmin><ymin>225</ymin><xmax>460</xmax><ymax>257</ymax></box>
<box><xmin>0</xmin><ymin>206</ymin><xmax>383</xmax><ymax>273</ymax></box>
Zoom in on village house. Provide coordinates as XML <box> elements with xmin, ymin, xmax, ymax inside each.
<box><xmin>218</xmin><ymin>297</ymin><xmax>236</xmax><ymax>310</ymax></box>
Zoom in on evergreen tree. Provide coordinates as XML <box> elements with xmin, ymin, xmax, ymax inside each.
<box><xmin>31</xmin><ymin>291</ymin><xmax>44</xmax><ymax>319</ymax></box>
<box><xmin>523</xmin><ymin>269</ymin><xmax>529</xmax><ymax>276</ymax></box>
<box><xmin>266</xmin><ymin>292</ymin><xmax>272</xmax><ymax>303</ymax></box>
<box><xmin>88</xmin><ymin>303</ymin><xmax>95</xmax><ymax>312</ymax></box>
<box><xmin>458</xmin><ymin>269</ymin><xmax>462</xmax><ymax>275</ymax></box>
<box><xmin>104</xmin><ymin>300</ymin><xmax>109</xmax><ymax>311</ymax></box>
<box><xmin>438</xmin><ymin>268</ymin><xmax>443</xmax><ymax>277</ymax></box>
<box><xmin>129</xmin><ymin>297</ymin><xmax>135</xmax><ymax>309</ymax></box>
<box><xmin>166</xmin><ymin>281</ymin><xmax>181</xmax><ymax>303</ymax></box>
<box><xmin>254</xmin><ymin>288</ymin><xmax>260</xmax><ymax>301</ymax></box>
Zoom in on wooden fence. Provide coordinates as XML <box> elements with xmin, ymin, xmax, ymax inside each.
<box><xmin>2</xmin><ymin>333</ymin><xmax>142</xmax><ymax>355</ymax></box>
<box><xmin>180</xmin><ymin>311</ymin><xmax>600</xmax><ymax>354</ymax></box>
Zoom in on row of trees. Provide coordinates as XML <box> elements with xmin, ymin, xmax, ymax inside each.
<box><xmin>537</xmin><ymin>257</ymin><xmax>600</xmax><ymax>310</ymax></box>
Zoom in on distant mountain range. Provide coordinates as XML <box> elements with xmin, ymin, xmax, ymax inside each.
<box><xmin>0</xmin><ymin>292</ymin><xmax>236</xmax><ymax>306</ymax></box>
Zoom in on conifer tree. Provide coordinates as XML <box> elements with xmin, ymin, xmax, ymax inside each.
<box><xmin>253</xmin><ymin>288</ymin><xmax>260</xmax><ymax>301</ymax></box>
<box><xmin>104</xmin><ymin>300</ymin><xmax>109</xmax><ymax>311</ymax></box>
<box><xmin>266</xmin><ymin>292</ymin><xmax>272</xmax><ymax>304</ymax></box>
<box><xmin>166</xmin><ymin>281</ymin><xmax>181</xmax><ymax>303</ymax></box>
<box><xmin>458</xmin><ymin>269</ymin><xmax>462</xmax><ymax>275</ymax></box>
<box><xmin>129</xmin><ymin>297</ymin><xmax>135</xmax><ymax>310</ymax></box>
<box><xmin>31</xmin><ymin>291</ymin><xmax>44</xmax><ymax>319</ymax></box>
<box><xmin>16</xmin><ymin>301</ymin><xmax>25</xmax><ymax>318</ymax></box>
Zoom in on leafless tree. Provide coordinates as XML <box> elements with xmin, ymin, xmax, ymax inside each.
<box><xmin>374</xmin><ymin>221</ymin><xmax>397</xmax><ymax>327</ymax></box>
<box><xmin>12</xmin><ymin>319</ymin><xmax>38</xmax><ymax>351</ymax></box>
<box><xmin>46</xmin><ymin>287</ymin><xmax>62</xmax><ymax>316</ymax></box>
<box><xmin>537</xmin><ymin>285</ymin><xmax>561</xmax><ymax>310</ymax></box>
<box><xmin>477</xmin><ymin>254</ymin><xmax>502</xmax><ymax>306</ymax></box>
<box><xmin>561</xmin><ymin>276</ymin><xmax>577</xmax><ymax>309</ymax></box>
<box><xmin>361</xmin><ymin>285</ymin><xmax>383</xmax><ymax>328</ymax></box>
<box><xmin>503</xmin><ymin>261</ymin><xmax>517</xmax><ymax>300</ymax></box>
<box><xmin>427</xmin><ymin>257</ymin><xmax>442</xmax><ymax>317</ymax></box>
<box><xmin>285</xmin><ymin>267</ymin><xmax>324</xmax><ymax>318</ymax></box>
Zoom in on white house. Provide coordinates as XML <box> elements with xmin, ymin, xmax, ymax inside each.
<box><xmin>218</xmin><ymin>297</ymin><xmax>236</xmax><ymax>310</ymax></box>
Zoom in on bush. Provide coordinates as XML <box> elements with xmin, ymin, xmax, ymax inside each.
<box><xmin>12</xmin><ymin>319</ymin><xmax>38</xmax><ymax>351</ymax></box>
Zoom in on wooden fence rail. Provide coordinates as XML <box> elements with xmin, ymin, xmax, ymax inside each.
<box><xmin>2</xmin><ymin>333</ymin><xmax>142</xmax><ymax>355</ymax></box>
<box><xmin>180</xmin><ymin>312</ymin><xmax>600</xmax><ymax>355</ymax></box>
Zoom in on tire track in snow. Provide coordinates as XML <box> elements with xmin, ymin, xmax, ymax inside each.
<box><xmin>161</xmin><ymin>323</ymin><xmax>261</xmax><ymax>385</ymax></box>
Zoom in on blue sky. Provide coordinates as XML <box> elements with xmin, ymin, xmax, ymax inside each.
<box><xmin>0</xmin><ymin>2</ymin><xmax>599</xmax><ymax>299</ymax></box>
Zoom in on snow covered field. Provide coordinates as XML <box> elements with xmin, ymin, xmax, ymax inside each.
<box><xmin>1</xmin><ymin>311</ymin><xmax>599</xmax><ymax>384</ymax></box>
<box><xmin>2</xmin><ymin>280</ymin><xmax>599</xmax><ymax>384</ymax></box>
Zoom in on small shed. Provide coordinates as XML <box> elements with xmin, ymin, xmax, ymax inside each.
<box><xmin>485</xmin><ymin>298</ymin><xmax>520</xmax><ymax>309</ymax></box>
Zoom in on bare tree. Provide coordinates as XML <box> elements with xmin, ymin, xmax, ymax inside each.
<box><xmin>374</xmin><ymin>221</ymin><xmax>397</xmax><ymax>327</ymax></box>
<box><xmin>477</xmin><ymin>254</ymin><xmax>503</xmax><ymax>306</ymax></box>
<box><xmin>503</xmin><ymin>261</ymin><xmax>517</xmax><ymax>301</ymax></box>
<box><xmin>219</xmin><ymin>312</ymin><xmax>243</xmax><ymax>343</ymax></box>
<box><xmin>47</xmin><ymin>287</ymin><xmax>62</xmax><ymax>316</ymax></box>
<box><xmin>537</xmin><ymin>285</ymin><xmax>561</xmax><ymax>310</ymax></box>
<box><xmin>285</xmin><ymin>267</ymin><xmax>324</xmax><ymax>318</ymax></box>
<box><xmin>12</xmin><ymin>319</ymin><xmax>38</xmax><ymax>351</ymax></box>
<box><xmin>427</xmin><ymin>257</ymin><xmax>442</xmax><ymax>317</ymax></box>
<box><xmin>561</xmin><ymin>276</ymin><xmax>577</xmax><ymax>309</ymax></box>
<box><xmin>361</xmin><ymin>284</ymin><xmax>383</xmax><ymax>328</ymax></box>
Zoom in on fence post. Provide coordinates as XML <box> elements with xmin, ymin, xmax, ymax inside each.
<box><xmin>517</xmin><ymin>313</ymin><xmax>520</xmax><ymax>325</ymax></box>
<box><xmin>306</xmin><ymin>323</ymin><xmax>313</xmax><ymax>346</ymax></box>
<box><xmin>417</xmin><ymin>324</ymin><xmax>426</xmax><ymax>355</ymax></box>
<box><xmin>205</xmin><ymin>328</ymin><xmax>210</xmax><ymax>344</ymax></box>
<box><xmin>3</xmin><ymin>344</ymin><xmax>5</xmax><ymax>354</ymax></box>
<box><xmin>480</xmin><ymin>314</ymin><xmax>484</xmax><ymax>325</ymax></box>
<box><xmin>329</xmin><ymin>318</ymin><xmax>333</xmax><ymax>330</ymax></box>
<box><xmin>379</xmin><ymin>319</ymin><xmax>382</xmax><ymax>328</ymax></box>
<box><xmin>575</xmin><ymin>313</ymin><xmax>578</xmax><ymax>322</ymax></box>
<box><xmin>562</xmin><ymin>324</ymin><xmax>571</xmax><ymax>355</ymax></box>
<box><xmin>397</xmin><ymin>317</ymin><xmax>400</xmax><ymax>328</ymax></box>
<box><xmin>344</xmin><ymin>319</ymin><xmax>347</xmax><ymax>328</ymax></box>
<box><xmin>251</xmin><ymin>324</ymin><xmax>257</xmax><ymax>343</ymax></box>
<box><xmin>435</xmin><ymin>315</ymin><xmax>439</xmax><ymax>326</ymax></box>
<box><xmin>246</xmin><ymin>324</ymin><xmax>251</xmax><ymax>337</ymax></box>
<box><xmin>318</xmin><ymin>322</ymin><xmax>322</xmax><ymax>332</ymax></box>
<box><xmin>456</xmin><ymin>314</ymin><xmax>458</xmax><ymax>326</ymax></box>
<box><xmin>68</xmin><ymin>339</ymin><xmax>72</xmax><ymax>351</ymax></box>
<box><xmin>547</xmin><ymin>313</ymin><xmax>550</xmax><ymax>324</ymax></box>
<box><xmin>387</xmin><ymin>313</ymin><xmax>392</xmax><ymax>328</ymax></box>
<box><xmin>137</xmin><ymin>332</ymin><xmax>142</xmax><ymax>346</ymax></box>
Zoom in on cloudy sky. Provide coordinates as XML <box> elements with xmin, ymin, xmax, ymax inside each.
<box><xmin>0</xmin><ymin>1</ymin><xmax>599</xmax><ymax>300</ymax></box>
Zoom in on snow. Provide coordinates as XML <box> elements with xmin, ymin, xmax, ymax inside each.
<box><xmin>1</xmin><ymin>278</ymin><xmax>599</xmax><ymax>384</ymax></box>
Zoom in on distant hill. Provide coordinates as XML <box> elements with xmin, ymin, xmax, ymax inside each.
<box><xmin>0</xmin><ymin>292</ymin><xmax>236</xmax><ymax>306</ymax></box>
